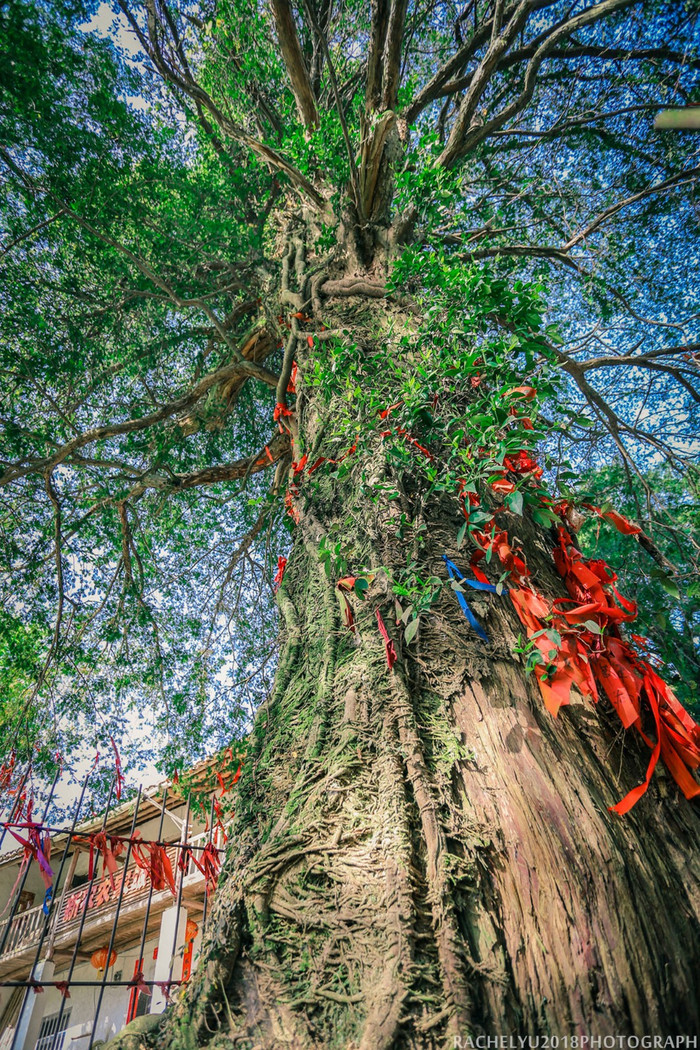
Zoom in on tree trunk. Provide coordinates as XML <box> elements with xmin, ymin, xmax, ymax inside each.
<box><xmin>129</xmin><ymin>288</ymin><xmax>700</xmax><ymax>1050</ymax></box>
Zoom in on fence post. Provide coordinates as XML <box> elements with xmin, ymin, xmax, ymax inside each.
<box><xmin>88</xmin><ymin>786</ymin><xmax>143</xmax><ymax>1049</ymax></box>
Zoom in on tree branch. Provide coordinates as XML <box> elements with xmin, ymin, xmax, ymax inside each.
<box><xmin>381</xmin><ymin>0</ymin><xmax>410</xmax><ymax>111</ymax></box>
<box><xmin>438</xmin><ymin>0</ymin><xmax>641</xmax><ymax>166</ymax></box>
<box><xmin>123</xmin><ymin>431</ymin><xmax>291</xmax><ymax>496</ymax></box>
<box><xmin>270</xmin><ymin>0</ymin><xmax>319</xmax><ymax>132</ymax></box>
<box><xmin>453</xmin><ymin>243</ymin><xmax>582</xmax><ymax>270</ymax></box>
<box><xmin>116</xmin><ymin>0</ymin><xmax>326</xmax><ymax>208</ymax></box>
<box><xmin>403</xmin><ymin>0</ymin><xmax>557</xmax><ymax>123</ymax></box>
<box><xmin>0</xmin><ymin>357</ymin><xmax>280</xmax><ymax>487</ymax></box>
<box><xmin>562</xmin><ymin>165</ymin><xmax>700</xmax><ymax>249</ymax></box>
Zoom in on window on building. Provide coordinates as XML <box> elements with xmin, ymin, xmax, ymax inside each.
<box><xmin>16</xmin><ymin>891</ymin><xmax>35</xmax><ymax>914</ymax></box>
<box><xmin>34</xmin><ymin>1010</ymin><xmax>71</xmax><ymax>1050</ymax></box>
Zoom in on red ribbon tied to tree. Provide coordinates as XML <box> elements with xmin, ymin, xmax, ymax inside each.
<box><xmin>583</xmin><ymin>503</ymin><xmax>642</xmax><ymax>535</ymax></box>
<box><xmin>286</xmin><ymin>361</ymin><xmax>298</xmax><ymax>394</ymax></box>
<box><xmin>273</xmin><ymin>402</ymin><xmax>294</xmax><ymax>432</ymax></box>
<box><xmin>376</xmin><ymin>609</ymin><xmax>397</xmax><ymax>670</ymax></box>
<box><xmin>502</xmin><ymin>385</ymin><xmax>537</xmax><ymax>400</ymax></box>
<box><xmin>273</xmin><ymin>556</ymin><xmax>287</xmax><ymax>591</ymax></box>
<box><xmin>180</xmin><ymin>841</ymin><xmax>221</xmax><ymax>893</ymax></box>
<box><xmin>506</xmin><ymin>516</ymin><xmax>700</xmax><ymax>811</ymax></box>
<box><xmin>212</xmin><ymin>797</ymin><xmax>228</xmax><ymax>843</ymax></box>
<box><xmin>201</xmin><ymin>842</ymin><xmax>221</xmax><ymax>893</ymax></box>
<box><xmin>7</xmin><ymin>820</ymin><xmax>54</xmax><ymax>890</ymax></box>
<box><xmin>0</xmin><ymin>750</ymin><xmax>16</xmax><ymax>794</ymax></box>
<box><xmin>155</xmin><ymin>981</ymin><xmax>176</xmax><ymax>1001</ymax></box>
<box><xmin>336</xmin><ymin>577</ymin><xmax>357</xmax><ymax>630</ymax></box>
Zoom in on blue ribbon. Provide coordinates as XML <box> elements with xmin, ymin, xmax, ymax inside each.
<box><xmin>43</xmin><ymin>885</ymin><xmax>53</xmax><ymax>916</ymax></box>
<box><xmin>442</xmin><ymin>555</ymin><xmax>497</xmax><ymax>642</ymax></box>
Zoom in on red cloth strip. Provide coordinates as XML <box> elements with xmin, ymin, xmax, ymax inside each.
<box><xmin>128</xmin><ymin>970</ymin><xmax>151</xmax><ymax>997</ymax></box>
<box><xmin>376</xmin><ymin>609</ymin><xmax>397</xmax><ymax>670</ymax></box>
<box><xmin>110</xmin><ymin>737</ymin><xmax>125</xmax><ymax>801</ymax></box>
<box><xmin>287</xmin><ymin>361</ymin><xmax>298</xmax><ymax>394</ymax></box>
<box><xmin>273</xmin><ymin>556</ymin><xmax>287</xmax><ymax>591</ymax></box>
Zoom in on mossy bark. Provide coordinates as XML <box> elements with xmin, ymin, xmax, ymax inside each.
<box><xmin>119</xmin><ymin>286</ymin><xmax>700</xmax><ymax>1050</ymax></box>
<box><xmin>154</xmin><ymin>434</ymin><xmax>699</xmax><ymax>1048</ymax></box>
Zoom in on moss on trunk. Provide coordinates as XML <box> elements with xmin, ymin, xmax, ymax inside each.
<box><xmin>110</xmin><ymin>287</ymin><xmax>700</xmax><ymax>1050</ymax></box>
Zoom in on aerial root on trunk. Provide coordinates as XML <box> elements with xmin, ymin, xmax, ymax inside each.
<box><xmin>386</xmin><ymin>663</ymin><xmax>473</xmax><ymax>1038</ymax></box>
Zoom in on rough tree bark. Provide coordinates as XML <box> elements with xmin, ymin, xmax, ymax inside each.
<box><xmin>108</xmin><ymin>238</ymin><xmax>700</xmax><ymax>1050</ymax></box>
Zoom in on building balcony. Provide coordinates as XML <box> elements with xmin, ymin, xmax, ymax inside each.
<box><xmin>0</xmin><ymin>830</ymin><xmax>217</xmax><ymax>982</ymax></box>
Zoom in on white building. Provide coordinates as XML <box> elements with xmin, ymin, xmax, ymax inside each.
<box><xmin>0</xmin><ymin>758</ymin><xmax>229</xmax><ymax>1050</ymax></box>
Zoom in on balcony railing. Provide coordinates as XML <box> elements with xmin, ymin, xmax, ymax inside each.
<box><xmin>0</xmin><ymin>828</ymin><xmax>224</xmax><ymax>968</ymax></box>
<box><xmin>0</xmin><ymin>902</ymin><xmax>46</xmax><ymax>957</ymax></box>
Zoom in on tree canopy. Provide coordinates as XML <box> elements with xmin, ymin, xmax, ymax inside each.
<box><xmin>1</xmin><ymin>0</ymin><xmax>699</xmax><ymax>780</ymax></box>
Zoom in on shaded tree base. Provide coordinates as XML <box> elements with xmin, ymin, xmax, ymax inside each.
<box><xmin>109</xmin><ymin>520</ymin><xmax>700</xmax><ymax>1050</ymax></box>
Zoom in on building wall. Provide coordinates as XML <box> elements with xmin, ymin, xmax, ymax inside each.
<box><xmin>0</xmin><ymin>791</ymin><xmax>213</xmax><ymax>1049</ymax></box>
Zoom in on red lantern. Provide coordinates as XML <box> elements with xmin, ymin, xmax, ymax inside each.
<box><xmin>185</xmin><ymin>919</ymin><xmax>198</xmax><ymax>944</ymax></box>
<box><xmin>91</xmin><ymin>947</ymin><xmax>117</xmax><ymax>972</ymax></box>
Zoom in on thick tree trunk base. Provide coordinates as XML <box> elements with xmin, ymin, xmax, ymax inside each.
<box><xmin>122</xmin><ymin>514</ymin><xmax>700</xmax><ymax>1050</ymax></box>
<box><xmin>108</xmin><ymin>282</ymin><xmax>700</xmax><ymax>1048</ymax></box>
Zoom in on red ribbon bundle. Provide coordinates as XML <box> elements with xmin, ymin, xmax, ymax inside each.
<box><xmin>0</xmin><ymin>750</ymin><xmax>16</xmax><ymax>794</ymax></box>
<box><xmin>89</xmin><ymin>831</ymin><xmax>124</xmax><ymax>891</ymax></box>
<box><xmin>132</xmin><ymin>836</ymin><xmax>176</xmax><ymax>896</ymax></box>
<box><xmin>177</xmin><ymin>841</ymin><xmax>221</xmax><ymax>893</ymax></box>
<box><xmin>273</xmin><ymin>402</ymin><xmax>294</xmax><ymax>433</ymax></box>
<box><xmin>505</xmin><ymin>518</ymin><xmax>700</xmax><ymax>812</ymax></box>
<box><xmin>201</xmin><ymin>842</ymin><xmax>221</xmax><ymax>893</ymax></box>
<box><xmin>443</xmin><ymin>403</ymin><xmax>700</xmax><ymax>812</ymax></box>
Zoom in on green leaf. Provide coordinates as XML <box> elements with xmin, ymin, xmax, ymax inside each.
<box><xmin>506</xmin><ymin>490</ymin><xmax>524</xmax><ymax>516</ymax></box>
<box><xmin>659</xmin><ymin>576</ymin><xmax>681</xmax><ymax>600</ymax></box>
<box><xmin>649</xmin><ymin>568</ymin><xmax>681</xmax><ymax>599</ymax></box>
<box><xmin>354</xmin><ymin>578</ymin><xmax>369</xmax><ymax>598</ymax></box>
<box><xmin>404</xmin><ymin>617</ymin><xmax>420</xmax><ymax>645</ymax></box>
<box><xmin>532</xmin><ymin>507</ymin><xmax>557</xmax><ymax>527</ymax></box>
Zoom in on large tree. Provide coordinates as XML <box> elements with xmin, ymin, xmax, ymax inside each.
<box><xmin>2</xmin><ymin>0</ymin><xmax>700</xmax><ymax>1044</ymax></box>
